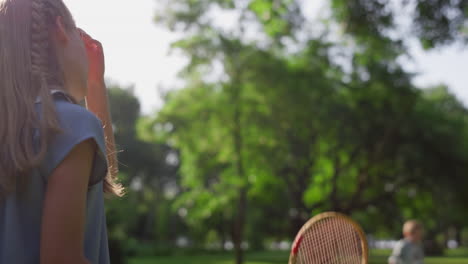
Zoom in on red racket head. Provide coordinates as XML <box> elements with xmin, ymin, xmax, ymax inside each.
<box><xmin>289</xmin><ymin>212</ymin><xmax>368</xmax><ymax>264</ymax></box>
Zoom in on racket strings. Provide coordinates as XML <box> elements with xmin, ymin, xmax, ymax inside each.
<box><xmin>342</xmin><ymin>217</ymin><xmax>360</xmax><ymax>263</ymax></box>
<box><xmin>295</xmin><ymin>217</ymin><xmax>364</xmax><ymax>264</ymax></box>
<box><xmin>339</xmin><ymin>217</ymin><xmax>354</xmax><ymax>262</ymax></box>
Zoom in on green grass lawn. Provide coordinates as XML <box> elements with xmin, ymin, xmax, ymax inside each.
<box><xmin>371</xmin><ymin>249</ymin><xmax>468</xmax><ymax>264</ymax></box>
<box><xmin>130</xmin><ymin>250</ymin><xmax>468</xmax><ymax>264</ymax></box>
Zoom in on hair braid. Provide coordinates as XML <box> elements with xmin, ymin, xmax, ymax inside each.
<box><xmin>30</xmin><ymin>0</ymin><xmax>48</xmax><ymax>81</ymax></box>
<box><xmin>0</xmin><ymin>0</ymin><xmax>122</xmax><ymax>197</ymax></box>
<box><xmin>29</xmin><ymin>0</ymin><xmax>60</xmax><ymax>162</ymax></box>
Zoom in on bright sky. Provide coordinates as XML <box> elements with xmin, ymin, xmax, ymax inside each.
<box><xmin>64</xmin><ymin>0</ymin><xmax>468</xmax><ymax>114</ymax></box>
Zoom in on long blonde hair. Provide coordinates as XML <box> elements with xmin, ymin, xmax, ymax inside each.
<box><xmin>0</xmin><ymin>0</ymin><xmax>122</xmax><ymax>196</ymax></box>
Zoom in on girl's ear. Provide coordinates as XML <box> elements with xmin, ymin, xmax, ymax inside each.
<box><xmin>52</xmin><ymin>16</ymin><xmax>69</xmax><ymax>44</ymax></box>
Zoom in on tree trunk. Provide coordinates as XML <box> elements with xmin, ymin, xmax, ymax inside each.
<box><xmin>291</xmin><ymin>215</ymin><xmax>305</xmax><ymax>238</ymax></box>
<box><xmin>232</xmin><ymin>107</ymin><xmax>247</xmax><ymax>264</ymax></box>
<box><xmin>109</xmin><ymin>238</ymin><xmax>127</xmax><ymax>264</ymax></box>
<box><xmin>220</xmin><ymin>228</ymin><xmax>226</xmax><ymax>251</ymax></box>
<box><xmin>443</xmin><ymin>230</ymin><xmax>450</xmax><ymax>249</ymax></box>
<box><xmin>217</xmin><ymin>218</ymin><xmax>227</xmax><ymax>251</ymax></box>
<box><xmin>424</xmin><ymin>229</ymin><xmax>444</xmax><ymax>256</ymax></box>
<box><xmin>144</xmin><ymin>180</ymin><xmax>159</xmax><ymax>240</ymax></box>
<box><xmin>455</xmin><ymin>225</ymin><xmax>462</xmax><ymax>246</ymax></box>
<box><xmin>230</xmin><ymin>59</ymin><xmax>247</xmax><ymax>264</ymax></box>
<box><xmin>233</xmin><ymin>188</ymin><xmax>247</xmax><ymax>264</ymax></box>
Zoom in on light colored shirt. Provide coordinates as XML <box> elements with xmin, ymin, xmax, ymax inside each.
<box><xmin>389</xmin><ymin>239</ymin><xmax>424</xmax><ymax>264</ymax></box>
<box><xmin>0</xmin><ymin>93</ymin><xmax>110</xmax><ymax>263</ymax></box>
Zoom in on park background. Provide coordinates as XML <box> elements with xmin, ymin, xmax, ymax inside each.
<box><xmin>65</xmin><ymin>0</ymin><xmax>468</xmax><ymax>263</ymax></box>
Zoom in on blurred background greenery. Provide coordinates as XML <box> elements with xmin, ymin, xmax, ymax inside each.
<box><xmin>102</xmin><ymin>0</ymin><xmax>468</xmax><ymax>263</ymax></box>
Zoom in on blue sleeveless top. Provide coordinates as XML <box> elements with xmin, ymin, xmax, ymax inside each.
<box><xmin>0</xmin><ymin>93</ymin><xmax>111</xmax><ymax>263</ymax></box>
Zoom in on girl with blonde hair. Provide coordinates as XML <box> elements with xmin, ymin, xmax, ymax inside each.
<box><xmin>0</xmin><ymin>0</ymin><xmax>123</xmax><ymax>263</ymax></box>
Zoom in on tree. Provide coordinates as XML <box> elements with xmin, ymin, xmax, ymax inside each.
<box><xmin>153</xmin><ymin>1</ymin><xmax>326</xmax><ymax>261</ymax></box>
<box><xmin>331</xmin><ymin>0</ymin><xmax>468</xmax><ymax>49</ymax></box>
<box><xmin>106</xmin><ymin>85</ymin><xmax>180</xmax><ymax>262</ymax></box>
<box><xmin>153</xmin><ymin>1</ymin><xmax>468</xmax><ymax>261</ymax></box>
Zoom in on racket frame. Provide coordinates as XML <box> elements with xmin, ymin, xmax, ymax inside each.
<box><xmin>288</xmin><ymin>212</ymin><xmax>369</xmax><ymax>264</ymax></box>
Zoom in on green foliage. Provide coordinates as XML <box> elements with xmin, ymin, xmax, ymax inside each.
<box><xmin>152</xmin><ymin>33</ymin><xmax>468</xmax><ymax>247</ymax></box>
<box><xmin>150</xmin><ymin>0</ymin><xmax>468</xmax><ymax>261</ymax></box>
<box><xmin>106</xmin><ymin>85</ymin><xmax>181</xmax><ymax>263</ymax></box>
<box><xmin>155</xmin><ymin>0</ymin><xmax>304</xmax><ymax>41</ymax></box>
<box><xmin>248</xmin><ymin>0</ymin><xmax>301</xmax><ymax>38</ymax></box>
<box><xmin>331</xmin><ymin>0</ymin><xmax>468</xmax><ymax>49</ymax></box>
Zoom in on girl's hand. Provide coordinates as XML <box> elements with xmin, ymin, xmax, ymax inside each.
<box><xmin>78</xmin><ymin>28</ymin><xmax>105</xmax><ymax>84</ymax></box>
<box><xmin>78</xmin><ymin>29</ymin><xmax>119</xmax><ymax>181</ymax></box>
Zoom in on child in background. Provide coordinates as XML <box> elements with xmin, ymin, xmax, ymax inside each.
<box><xmin>388</xmin><ymin>220</ymin><xmax>425</xmax><ymax>264</ymax></box>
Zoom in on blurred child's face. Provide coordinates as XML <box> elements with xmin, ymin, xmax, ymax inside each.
<box><xmin>405</xmin><ymin>229</ymin><xmax>423</xmax><ymax>243</ymax></box>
